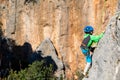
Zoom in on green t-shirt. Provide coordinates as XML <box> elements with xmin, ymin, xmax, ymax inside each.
<box><xmin>84</xmin><ymin>33</ymin><xmax>104</xmax><ymax>47</ymax></box>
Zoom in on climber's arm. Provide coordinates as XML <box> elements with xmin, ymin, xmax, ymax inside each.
<box><xmin>91</xmin><ymin>33</ymin><xmax>104</xmax><ymax>42</ymax></box>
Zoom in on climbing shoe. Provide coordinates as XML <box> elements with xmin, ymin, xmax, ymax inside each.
<box><xmin>84</xmin><ymin>74</ymin><xmax>89</xmax><ymax>78</ymax></box>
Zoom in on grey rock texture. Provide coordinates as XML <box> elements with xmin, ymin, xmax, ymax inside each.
<box><xmin>84</xmin><ymin>12</ymin><xmax>120</xmax><ymax>80</ymax></box>
<box><xmin>36</xmin><ymin>38</ymin><xmax>64</xmax><ymax>77</ymax></box>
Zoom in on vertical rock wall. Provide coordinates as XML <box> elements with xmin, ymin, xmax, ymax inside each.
<box><xmin>0</xmin><ymin>0</ymin><xmax>118</xmax><ymax>75</ymax></box>
<box><xmin>84</xmin><ymin>1</ymin><xmax>120</xmax><ymax>80</ymax></box>
<box><xmin>84</xmin><ymin>11</ymin><xmax>120</xmax><ymax>80</ymax></box>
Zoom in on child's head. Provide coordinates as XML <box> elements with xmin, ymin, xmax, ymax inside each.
<box><xmin>84</xmin><ymin>26</ymin><xmax>94</xmax><ymax>34</ymax></box>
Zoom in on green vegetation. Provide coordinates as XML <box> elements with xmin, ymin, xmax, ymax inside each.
<box><xmin>75</xmin><ymin>69</ymin><xmax>84</xmax><ymax>80</ymax></box>
<box><xmin>7</xmin><ymin>60</ymin><xmax>56</xmax><ymax>80</ymax></box>
<box><xmin>0</xmin><ymin>22</ymin><xmax>3</xmax><ymax>36</ymax></box>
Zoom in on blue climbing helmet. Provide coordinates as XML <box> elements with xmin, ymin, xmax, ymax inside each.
<box><xmin>84</xmin><ymin>26</ymin><xmax>94</xmax><ymax>33</ymax></box>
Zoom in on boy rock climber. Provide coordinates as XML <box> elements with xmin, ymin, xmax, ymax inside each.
<box><xmin>80</xmin><ymin>26</ymin><xmax>104</xmax><ymax>77</ymax></box>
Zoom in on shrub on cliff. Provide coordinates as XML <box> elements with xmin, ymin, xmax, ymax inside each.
<box><xmin>0</xmin><ymin>22</ymin><xmax>3</xmax><ymax>36</ymax></box>
<box><xmin>7</xmin><ymin>60</ymin><xmax>56</xmax><ymax>80</ymax></box>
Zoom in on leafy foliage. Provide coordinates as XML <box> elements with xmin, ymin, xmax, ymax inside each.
<box><xmin>75</xmin><ymin>70</ymin><xmax>84</xmax><ymax>80</ymax></box>
<box><xmin>7</xmin><ymin>60</ymin><xmax>56</xmax><ymax>80</ymax></box>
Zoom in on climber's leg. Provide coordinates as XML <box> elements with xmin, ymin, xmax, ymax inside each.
<box><xmin>83</xmin><ymin>62</ymin><xmax>91</xmax><ymax>76</ymax></box>
<box><xmin>83</xmin><ymin>54</ymin><xmax>92</xmax><ymax>77</ymax></box>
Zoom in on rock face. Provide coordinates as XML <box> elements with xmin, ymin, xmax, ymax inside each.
<box><xmin>84</xmin><ymin>11</ymin><xmax>120</xmax><ymax>80</ymax></box>
<box><xmin>36</xmin><ymin>38</ymin><xmax>64</xmax><ymax>78</ymax></box>
<box><xmin>36</xmin><ymin>38</ymin><xmax>64</xmax><ymax>71</ymax></box>
<box><xmin>0</xmin><ymin>0</ymin><xmax>118</xmax><ymax>76</ymax></box>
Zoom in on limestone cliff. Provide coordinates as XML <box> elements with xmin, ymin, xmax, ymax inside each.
<box><xmin>0</xmin><ymin>0</ymin><xmax>118</xmax><ymax>76</ymax></box>
<box><xmin>84</xmin><ymin>11</ymin><xmax>120</xmax><ymax>80</ymax></box>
